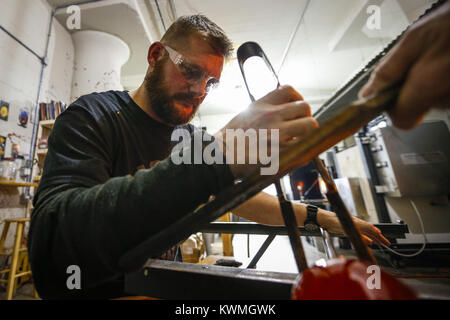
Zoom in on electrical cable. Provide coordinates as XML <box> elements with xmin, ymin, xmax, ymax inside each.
<box><xmin>0</xmin><ymin>25</ymin><xmax>45</xmax><ymax>64</ymax></box>
<box><xmin>378</xmin><ymin>200</ymin><xmax>427</xmax><ymax>258</ymax></box>
<box><xmin>375</xmin><ymin>242</ymin><xmax>399</xmax><ymax>270</ymax></box>
<box><xmin>155</xmin><ymin>0</ymin><xmax>167</xmax><ymax>32</ymax></box>
<box><xmin>277</xmin><ymin>0</ymin><xmax>310</xmax><ymax>74</ymax></box>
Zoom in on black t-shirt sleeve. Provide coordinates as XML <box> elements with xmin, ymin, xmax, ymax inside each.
<box><xmin>28</xmin><ymin>101</ymin><xmax>235</xmax><ymax>299</ymax></box>
<box><xmin>34</xmin><ymin>104</ymin><xmax>114</xmax><ymax>200</ymax></box>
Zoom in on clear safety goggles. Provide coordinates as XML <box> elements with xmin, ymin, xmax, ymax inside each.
<box><xmin>164</xmin><ymin>45</ymin><xmax>220</xmax><ymax>94</ymax></box>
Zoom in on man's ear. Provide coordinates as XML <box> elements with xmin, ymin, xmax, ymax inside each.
<box><xmin>147</xmin><ymin>42</ymin><xmax>165</xmax><ymax>69</ymax></box>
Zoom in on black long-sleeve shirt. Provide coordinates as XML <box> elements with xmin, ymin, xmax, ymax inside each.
<box><xmin>28</xmin><ymin>91</ymin><xmax>234</xmax><ymax>299</ymax></box>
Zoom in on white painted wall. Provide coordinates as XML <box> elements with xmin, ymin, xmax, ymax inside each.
<box><xmin>0</xmin><ymin>0</ymin><xmax>50</xmax><ymax>162</ymax></box>
<box><xmin>0</xmin><ymin>0</ymin><xmax>74</xmax><ymax>249</ymax></box>
<box><xmin>0</xmin><ymin>0</ymin><xmax>74</xmax><ymax>160</ymax></box>
<box><xmin>41</xmin><ymin>16</ymin><xmax>75</xmax><ymax>104</ymax></box>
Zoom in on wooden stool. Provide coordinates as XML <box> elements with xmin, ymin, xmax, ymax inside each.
<box><xmin>0</xmin><ymin>217</ymin><xmax>34</xmax><ymax>300</ymax></box>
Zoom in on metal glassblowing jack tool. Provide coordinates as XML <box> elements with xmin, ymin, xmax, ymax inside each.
<box><xmin>236</xmin><ymin>41</ymin><xmax>376</xmax><ymax>269</ymax></box>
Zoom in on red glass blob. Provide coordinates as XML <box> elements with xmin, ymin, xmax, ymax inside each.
<box><xmin>291</xmin><ymin>258</ymin><xmax>417</xmax><ymax>300</ymax></box>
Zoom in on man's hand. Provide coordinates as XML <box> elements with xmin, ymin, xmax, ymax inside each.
<box><xmin>232</xmin><ymin>192</ymin><xmax>391</xmax><ymax>246</ymax></box>
<box><xmin>317</xmin><ymin>209</ymin><xmax>391</xmax><ymax>246</ymax></box>
<box><xmin>216</xmin><ymin>85</ymin><xmax>318</xmax><ymax>178</ymax></box>
<box><xmin>359</xmin><ymin>2</ymin><xmax>450</xmax><ymax>129</ymax></box>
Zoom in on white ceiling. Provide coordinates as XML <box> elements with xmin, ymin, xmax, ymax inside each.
<box><xmin>46</xmin><ymin>0</ymin><xmax>436</xmax><ymax>118</ymax></box>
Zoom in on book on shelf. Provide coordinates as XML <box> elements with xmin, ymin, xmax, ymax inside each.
<box><xmin>38</xmin><ymin>100</ymin><xmax>67</xmax><ymax>121</ymax></box>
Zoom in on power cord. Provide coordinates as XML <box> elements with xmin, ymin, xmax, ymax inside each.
<box><xmin>378</xmin><ymin>200</ymin><xmax>427</xmax><ymax>258</ymax></box>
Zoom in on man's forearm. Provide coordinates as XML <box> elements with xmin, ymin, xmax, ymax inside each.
<box><xmin>231</xmin><ymin>191</ymin><xmax>332</xmax><ymax>227</ymax></box>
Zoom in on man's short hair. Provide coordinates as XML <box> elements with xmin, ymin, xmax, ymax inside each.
<box><xmin>161</xmin><ymin>14</ymin><xmax>233</xmax><ymax>58</ymax></box>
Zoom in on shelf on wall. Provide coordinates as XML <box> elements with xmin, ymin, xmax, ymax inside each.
<box><xmin>39</xmin><ymin>119</ymin><xmax>55</xmax><ymax>129</ymax></box>
<box><xmin>0</xmin><ymin>180</ymin><xmax>38</xmax><ymax>188</ymax></box>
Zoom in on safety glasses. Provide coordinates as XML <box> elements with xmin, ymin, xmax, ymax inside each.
<box><xmin>164</xmin><ymin>45</ymin><xmax>220</xmax><ymax>94</ymax></box>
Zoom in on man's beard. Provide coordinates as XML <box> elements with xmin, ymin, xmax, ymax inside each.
<box><xmin>144</xmin><ymin>57</ymin><xmax>201</xmax><ymax>126</ymax></box>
